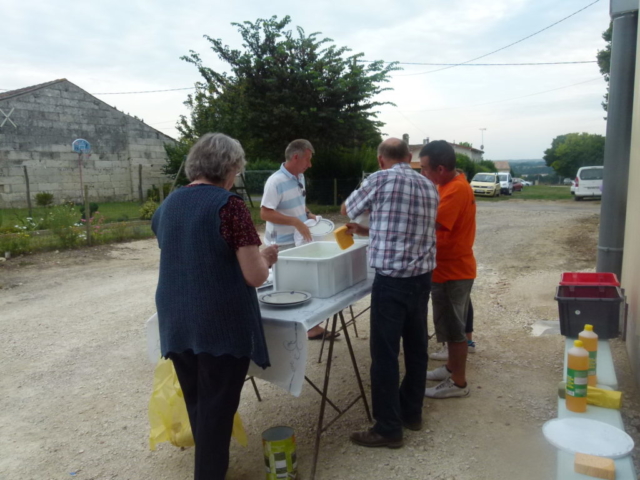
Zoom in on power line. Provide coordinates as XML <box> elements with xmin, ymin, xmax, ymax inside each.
<box><xmin>362</xmin><ymin>60</ymin><xmax>597</xmax><ymax>66</ymax></box>
<box><xmin>92</xmin><ymin>86</ymin><xmax>195</xmax><ymax>95</ymax></box>
<box><xmin>396</xmin><ymin>0</ymin><xmax>602</xmax><ymax>77</ymax></box>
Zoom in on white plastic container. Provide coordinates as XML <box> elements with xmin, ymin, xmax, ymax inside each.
<box><xmin>273</xmin><ymin>242</ymin><xmax>368</xmax><ymax>298</ymax></box>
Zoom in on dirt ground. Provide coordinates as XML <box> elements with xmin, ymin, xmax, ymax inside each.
<box><xmin>1</xmin><ymin>199</ymin><xmax>639</xmax><ymax>480</ymax></box>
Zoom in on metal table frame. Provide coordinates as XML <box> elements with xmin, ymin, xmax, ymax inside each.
<box><xmin>257</xmin><ymin>275</ymin><xmax>375</xmax><ymax>479</ymax></box>
<box><xmin>307</xmin><ymin>308</ymin><xmax>372</xmax><ymax>480</ymax></box>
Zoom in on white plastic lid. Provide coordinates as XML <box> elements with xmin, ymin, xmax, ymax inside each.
<box><xmin>542</xmin><ymin>418</ymin><xmax>634</xmax><ymax>458</ymax></box>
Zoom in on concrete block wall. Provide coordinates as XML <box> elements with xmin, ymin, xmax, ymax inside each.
<box><xmin>0</xmin><ymin>80</ymin><xmax>175</xmax><ymax>208</ymax></box>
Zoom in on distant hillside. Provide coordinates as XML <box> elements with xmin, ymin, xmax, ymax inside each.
<box><xmin>496</xmin><ymin>159</ymin><xmax>553</xmax><ymax>175</ymax></box>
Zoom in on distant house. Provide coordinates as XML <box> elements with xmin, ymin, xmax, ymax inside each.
<box><xmin>493</xmin><ymin>161</ymin><xmax>511</xmax><ymax>172</ymax></box>
<box><xmin>407</xmin><ymin>140</ymin><xmax>484</xmax><ymax>169</ymax></box>
<box><xmin>0</xmin><ymin>78</ymin><xmax>175</xmax><ymax>208</ymax></box>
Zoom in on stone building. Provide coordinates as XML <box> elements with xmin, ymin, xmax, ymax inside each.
<box><xmin>0</xmin><ymin>79</ymin><xmax>175</xmax><ymax>208</ymax></box>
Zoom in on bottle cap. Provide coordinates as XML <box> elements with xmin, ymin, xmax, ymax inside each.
<box><xmin>574</xmin><ymin>340</ymin><xmax>584</xmax><ymax>348</ymax></box>
<box><xmin>584</xmin><ymin>325</ymin><xmax>593</xmax><ymax>331</ymax></box>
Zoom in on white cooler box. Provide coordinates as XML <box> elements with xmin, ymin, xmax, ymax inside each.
<box><xmin>273</xmin><ymin>241</ymin><xmax>368</xmax><ymax>298</ymax></box>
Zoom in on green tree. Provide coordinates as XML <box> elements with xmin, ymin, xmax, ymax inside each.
<box><xmin>163</xmin><ymin>142</ymin><xmax>190</xmax><ymax>186</ymax></box>
<box><xmin>543</xmin><ymin>133</ymin><xmax>605</xmax><ymax>178</ymax></box>
<box><xmin>478</xmin><ymin>159</ymin><xmax>497</xmax><ymax>172</ymax></box>
<box><xmin>454</xmin><ymin>155</ymin><xmax>497</xmax><ymax>181</ymax></box>
<box><xmin>458</xmin><ymin>141</ymin><xmax>473</xmax><ymax>148</ymax></box>
<box><xmin>597</xmin><ymin>23</ymin><xmax>612</xmax><ymax>113</ymax></box>
<box><xmin>174</xmin><ymin>15</ymin><xmax>397</xmax><ymax>167</ymax></box>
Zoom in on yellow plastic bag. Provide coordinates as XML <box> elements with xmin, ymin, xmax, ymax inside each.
<box><xmin>148</xmin><ymin>358</ymin><xmax>248</xmax><ymax>450</ymax></box>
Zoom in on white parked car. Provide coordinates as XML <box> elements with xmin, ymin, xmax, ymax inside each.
<box><xmin>498</xmin><ymin>172</ymin><xmax>513</xmax><ymax>195</ymax></box>
<box><xmin>574</xmin><ymin>166</ymin><xmax>603</xmax><ymax>201</ymax></box>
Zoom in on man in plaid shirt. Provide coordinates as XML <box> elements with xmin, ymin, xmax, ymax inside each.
<box><xmin>342</xmin><ymin>137</ymin><xmax>438</xmax><ymax>448</ymax></box>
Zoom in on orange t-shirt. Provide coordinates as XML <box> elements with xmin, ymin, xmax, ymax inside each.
<box><xmin>433</xmin><ymin>173</ymin><xmax>477</xmax><ymax>283</ymax></box>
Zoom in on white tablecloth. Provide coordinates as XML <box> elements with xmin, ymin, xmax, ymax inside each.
<box><xmin>146</xmin><ymin>272</ymin><xmax>374</xmax><ymax>397</ymax></box>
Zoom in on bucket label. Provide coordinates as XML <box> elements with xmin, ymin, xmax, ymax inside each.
<box><xmin>263</xmin><ymin>432</ymin><xmax>297</xmax><ymax>480</ymax></box>
<box><xmin>567</xmin><ymin>368</ymin><xmax>588</xmax><ymax>397</ymax></box>
<box><xmin>588</xmin><ymin>351</ymin><xmax>597</xmax><ymax>376</ymax></box>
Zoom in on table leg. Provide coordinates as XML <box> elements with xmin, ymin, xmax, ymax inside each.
<box><xmin>349</xmin><ymin>304</ymin><xmax>359</xmax><ymax>337</ymax></box>
<box><xmin>310</xmin><ymin>313</ymin><xmax>338</xmax><ymax>480</ymax></box>
<box><xmin>339</xmin><ymin>310</ymin><xmax>372</xmax><ymax>422</ymax></box>
<box><xmin>317</xmin><ymin>317</ymin><xmax>330</xmax><ymax>363</ymax></box>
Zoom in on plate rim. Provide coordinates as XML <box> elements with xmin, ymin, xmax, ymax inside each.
<box><xmin>308</xmin><ymin>218</ymin><xmax>335</xmax><ymax>236</ymax></box>
<box><xmin>542</xmin><ymin>417</ymin><xmax>634</xmax><ymax>458</ymax></box>
<box><xmin>259</xmin><ymin>290</ymin><xmax>313</xmax><ymax>306</ymax></box>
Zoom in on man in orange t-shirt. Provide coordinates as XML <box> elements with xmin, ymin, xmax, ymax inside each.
<box><xmin>419</xmin><ymin>140</ymin><xmax>476</xmax><ymax>398</ymax></box>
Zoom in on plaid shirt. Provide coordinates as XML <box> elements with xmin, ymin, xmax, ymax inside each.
<box><xmin>345</xmin><ymin>162</ymin><xmax>438</xmax><ymax>278</ymax></box>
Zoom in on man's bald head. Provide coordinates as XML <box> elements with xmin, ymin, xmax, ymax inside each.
<box><xmin>377</xmin><ymin>138</ymin><xmax>411</xmax><ymax>163</ymax></box>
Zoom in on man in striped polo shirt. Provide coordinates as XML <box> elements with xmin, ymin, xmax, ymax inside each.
<box><xmin>261</xmin><ymin>139</ymin><xmax>333</xmax><ymax>340</ymax></box>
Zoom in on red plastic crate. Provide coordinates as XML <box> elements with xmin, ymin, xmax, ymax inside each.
<box><xmin>559</xmin><ymin>272</ymin><xmax>620</xmax><ymax>287</ymax></box>
<box><xmin>555</xmin><ymin>285</ymin><xmax>623</xmax><ymax>338</ymax></box>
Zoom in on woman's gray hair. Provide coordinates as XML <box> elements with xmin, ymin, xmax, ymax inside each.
<box><xmin>185</xmin><ymin>133</ymin><xmax>246</xmax><ymax>183</ymax></box>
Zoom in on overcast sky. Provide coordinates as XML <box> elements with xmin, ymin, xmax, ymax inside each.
<box><xmin>1</xmin><ymin>0</ymin><xmax>611</xmax><ymax>159</ymax></box>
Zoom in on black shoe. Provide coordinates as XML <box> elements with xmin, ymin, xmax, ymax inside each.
<box><xmin>350</xmin><ymin>428</ymin><xmax>403</xmax><ymax>448</ymax></box>
<box><xmin>402</xmin><ymin>418</ymin><xmax>423</xmax><ymax>431</ymax></box>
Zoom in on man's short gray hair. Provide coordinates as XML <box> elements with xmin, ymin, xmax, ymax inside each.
<box><xmin>285</xmin><ymin>139</ymin><xmax>315</xmax><ymax>162</ymax></box>
<box><xmin>185</xmin><ymin>133</ymin><xmax>246</xmax><ymax>183</ymax></box>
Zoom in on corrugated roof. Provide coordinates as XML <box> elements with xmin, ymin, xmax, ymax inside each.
<box><xmin>0</xmin><ymin>78</ymin><xmax>176</xmax><ymax>141</ymax></box>
<box><xmin>0</xmin><ymin>79</ymin><xmax>67</xmax><ymax>101</ymax></box>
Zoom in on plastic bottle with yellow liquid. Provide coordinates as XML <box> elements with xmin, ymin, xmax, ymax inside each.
<box><xmin>579</xmin><ymin>324</ymin><xmax>598</xmax><ymax>387</ymax></box>
<box><xmin>566</xmin><ymin>340</ymin><xmax>589</xmax><ymax>413</ymax></box>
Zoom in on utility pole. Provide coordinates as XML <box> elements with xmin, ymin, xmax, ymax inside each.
<box><xmin>479</xmin><ymin>128</ymin><xmax>487</xmax><ymax>151</ymax></box>
<box><xmin>597</xmin><ymin>0</ymin><xmax>638</xmax><ymax>276</ymax></box>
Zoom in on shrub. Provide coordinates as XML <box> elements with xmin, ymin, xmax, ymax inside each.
<box><xmin>79</xmin><ymin>203</ymin><xmax>99</xmax><ymax>220</ymax></box>
<box><xmin>35</xmin><ymin>192</ymin><xmax>54</xmax><ymax>207</ymax></box>
<box><xmin>49</xmin><ymin>205</ymin><xmax>83</xmax><ymax>249</ymax></box>
<box><xmin>86</xmin><ymin>212</ymin><xmax>106</xmax><ymax>244</ymax></box>
<box><xmin>147</xmin><ymin>184</ymin><xmax>172</xmax><ymax>202</ymax></box>
<box><xmin>140</xmin><ymin>200</ymin><xmax>159</xmax><ymax>220</ymax></box>
<box><xmin>0</xmin><ymin>232</ymin><xmax>31</xmax><ymax>256</ymax></box>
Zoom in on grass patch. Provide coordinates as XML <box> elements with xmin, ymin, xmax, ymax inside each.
<box><xmin>2</xmin><ymin>201</ymin><xmax>343</xmax><ymax>229</ymax></box>
<box><xmin>1</xmin><ymin>223</ymin><xmax>155</xmax><ymax>257</ymax></box>
<box><xmin>0</xmin><ymin>202</ymin><xmax>143</xmax><ymax>228</ymax></box>
<box><xmin>517</xmin><ymin>185</ymin><xmax>573</xmax><ymax>200</ymax></box>
<box><xmin>475</xmin><ymin>185</ymin><xmax>573</xmax><ymax>202</ymax></box>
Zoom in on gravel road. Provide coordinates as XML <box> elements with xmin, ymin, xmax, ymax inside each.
<box><xmin>1</xmin><ymin>199</ymin><xmax>638</xmax><ymax>480</ymax></box>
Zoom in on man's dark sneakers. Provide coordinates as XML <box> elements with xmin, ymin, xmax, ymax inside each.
<box><xmin>350</xmin><ymin>429</ymin><xmax>403</xmax><ymax>448</ymax></box>
<box><xmin>402</xmin><ymin>418</ymin><xmax>423</xmax><ymax>431</ymax></box>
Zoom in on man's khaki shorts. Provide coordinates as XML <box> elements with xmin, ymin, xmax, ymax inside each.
<box><xmin>432</xmin><ymin>279</ymin><xmax>474</xmax><ymax>344</ymax></box>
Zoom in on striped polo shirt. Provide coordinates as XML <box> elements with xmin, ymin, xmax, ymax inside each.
<box><xmin>261</xmin><ymin>164</ymin><xmax>307</xmax><ymax>246</ymax></box>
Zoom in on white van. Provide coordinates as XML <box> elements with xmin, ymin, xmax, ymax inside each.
<box><xmin>498</xmin><ymin>172</ymin><xmax>513</xmax><ymax>195</ymax></box>
<box><xmin>574</xmin><ymin>166</ymin><xmax>603</xmax><ymax>201</ymax></box>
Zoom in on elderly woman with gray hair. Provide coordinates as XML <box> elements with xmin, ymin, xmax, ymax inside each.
<box><xmin>151</xmin><ymin>132</ymin><xmax>277</xmax><ymax>480</ymax></box>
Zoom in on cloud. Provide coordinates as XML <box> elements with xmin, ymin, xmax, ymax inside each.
<box><xmin>0</xmin><ymin>0</ymin><xmax>612</xmax><ymax>159</ymax></box>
